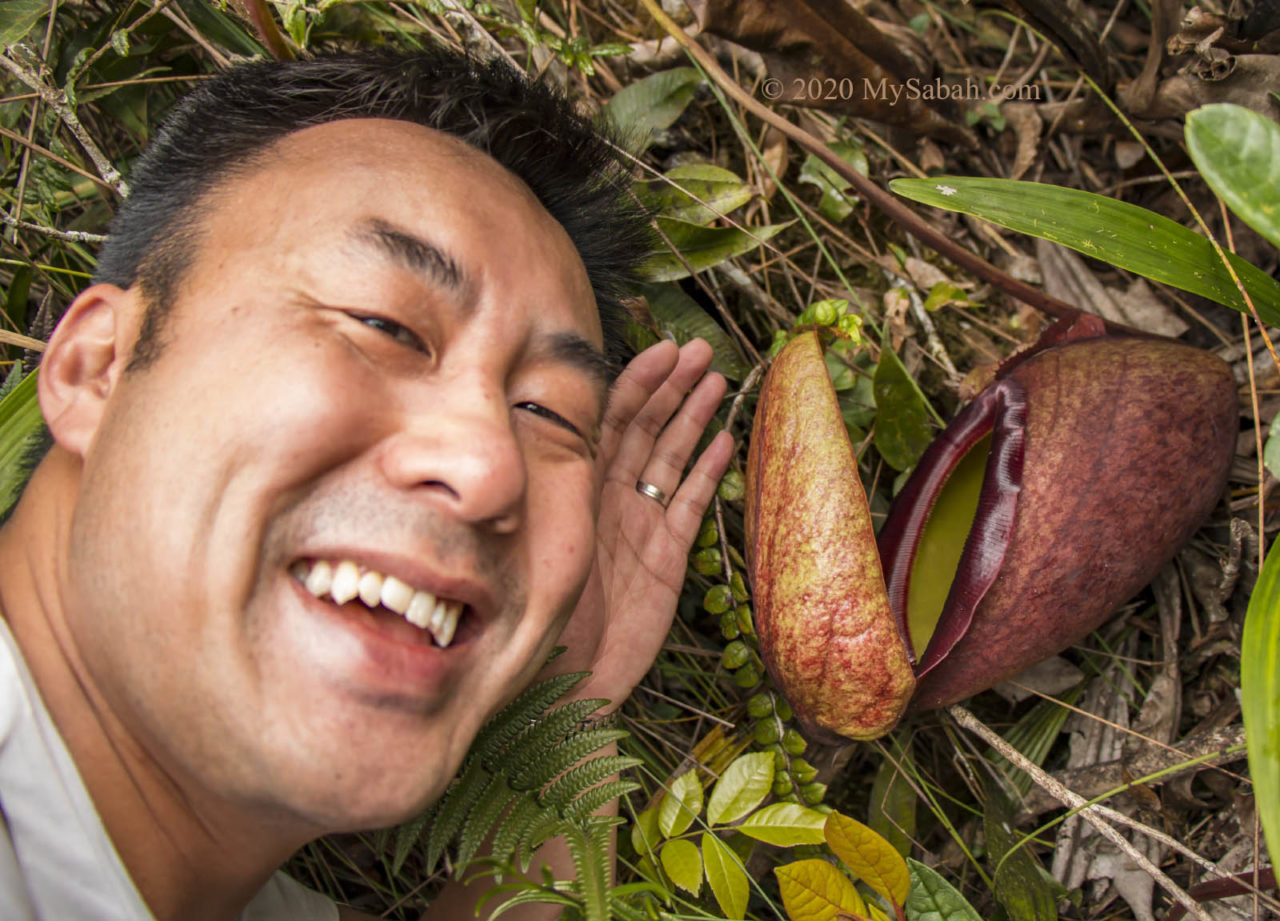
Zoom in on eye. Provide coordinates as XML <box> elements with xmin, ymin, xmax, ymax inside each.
<box><xmin>357</xmin><ymin>314</ymin><xmax>427</xmax><ymax>352</ymax></box>
<box><xmin>514</xmin><ymin>401</ymin><xmax>583</xmax><ymax>438</ymax></box>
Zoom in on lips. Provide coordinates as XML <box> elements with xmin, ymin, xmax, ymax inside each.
<box><xmin>291</xmin><ymin>557</ymin><xmax>467</xmax><ymax>648</ymax></box>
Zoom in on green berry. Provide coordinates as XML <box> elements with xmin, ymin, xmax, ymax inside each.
<box><xmin>754</xmin><ymin>721</ymin><xmax>781</xmax><ymax>745</ymax></box>
<box><xmin>800</xmin><ymin>782</ymin><xmax>827</xmax><ymax>805</ymax></box>
<box><xmin>735</xmin><ymin>604</ymin><xmax>755</xmax><ymax>636</ymax></box>
<box><xmin>734</xmin><ymin>663</ymin><xmax>761</xmax><ymax>688</ymax></box>
<box><xmin>775</xmin><ymin>698</ymin><xmax>793</xmax><ymax>722</ymax></box>
<box><xmin>790</xmin><ymin>758</ymin><xmax>818</xmax><ymax>784</ymax></box>
<box><xmin>703</xmin><ymin>584</ymin><xmax>733</xmax><ymax>614</ymax></box>
<box><xmin>721</xmin><ymin>640</ymin><xmax>751</xmax><ymax>670</ymax></box>
<box><xmin>697</xmin><ymin>520</ymin><xmax>720</xmax><ymax>548</ymax></box>
<box><xmin>813</xmin><ymin>300</ymin><xmax>838</xmax><ymax>326</ymax></box>
<box><xmin>719</xmin><ymin>610</ymin><xmax>741</xmax><ymax>640</ymax></box>
<box><xmin>746</xmin><ymin>693</ymin><xmax>774</xmax><ymax>719</ymax></box>
<box><xmin>730</xmin><ymin>572</ymin><xmax>749</xmax><ymax>603</ymax></box>
<box><xmin>772</xmin><ymin>776</ymin><xmax>792</xmax><ymax>797</ymax></box>
<box><xmin>693</xmin><ymin>547</ymin><xmax>722</xmax><ymax>576</ymax></box>
<box><xmin>780</xmin><ymin>728</ymin><xmax>806</xmax><ymax>756</ymax></box>
<box><xmin>717</xmin><ymin>470</ymin><xmax>745</xmax><ymax>502</ymax></box>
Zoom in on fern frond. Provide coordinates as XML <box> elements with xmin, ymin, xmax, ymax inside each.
<box><xmin>487</xmin><ymin>887</ymin><xmax>580</xmax><ymax>921</ymax></box>
<box><xmin>470</xmin><ymin>671</ymin><xmax>591</xmax><ymax>768</ymax></box>
<box><xmin>540</xmin><ymin>755</ymin><xmax>642</xmax><ymax>810</ymax></box>
<box><xmin>426</xmin><ymin>761</ymin><xmax>495</xmax><ymax>872</ymax></box>
<box><xmin>562</xmin><ymin>779</ymin><xmax>641</xmax><ymax>823</ymax></box>
<box><xmin>505</xmin><ymin>697</ymin><xmax>609</xmax><ymax>787</ymax></box>
<box><xmin>489</xmin><ymin>795</ymin><xmax>546</xmax><ymax>871</ymax></box>
<box><xmin>456</xmin><ymin>777</ymin><xmax>522</xmax><ymax>869</ymax></box>
<box><xmin>391</xmin><ymin>802</ymin><xmax>437</xmax><ymax>876</ymax></box>
<box><xmin>564</xmin><ymin>822</ymin><xmax>611</xmax><ymax>921</ymax></box>
<box><xmin>512</xmin><ymin>728</ymin><xmax>629</xmax><ymax>792</ymax></box>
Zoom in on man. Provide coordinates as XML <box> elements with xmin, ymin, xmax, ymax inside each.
<box><xmin>0</xmin><ymin>48</ymin><xmax>733</xmax><ymax>919</ymax></box>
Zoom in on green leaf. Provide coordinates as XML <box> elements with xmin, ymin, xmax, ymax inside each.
<box><xmin>737</xmin><ymin>803</ymin><xmax>828</xmax><ymax>846</ymax></box>
<box><xmin>1187</xmin><ymin>104</ymin><xmax>1280</xmax><ymax>250</ymax></box>
<box><xmin>643</xmin><ymin>218</ymin><xmax>790</xmax><ymax>283</ymax></box>
<box><xmin>1242</xmin><ymin>545</ymin><xmax>1280</xmax><ymax>869</ymax></box>
<box><xmin>643</xmin><ymin>164</ymin><xmax>755</xmax><ymax>225</ymax></box>
<box><xmin>630</xmin><ymin>806</ymin><xmax>662</xmax><ymax>860</ymax></box>
<box><xmin>603</xmin><ymin>68</ymin><xmax>702</xmax><ymax>148</ymax></box>
<box><xmin>706</xmin><ymin>751</ymin><xmax>775</xmax><ymax>826</ymax></box>
<box><xmin>0</xmin><ymin>372</ymin><xmax>43</xmax><ymax>518</ymax></box>
<box><xmin>1265</xmin><ymin>426</ymin><xmax>1280</xmax><ymax>481</ymax></box>
<box><xmin>660</xmin><ymin>839</ymin><xmax>703</xmax><ymax>895</ymax></box>
<box><xmin>775</xmin><ymin>858</ymin><xmax>868</xmax><ymax>921</ymax></box>
<box><xmin>890</xmin><ymin>177</ymin><xmax>1280</xmax><ymax>325</ymax></box>
<box><xmin>825</xmin><ymin>811</ymin><xmax>911</xmax><ymax>908</ymax></box>
<box><xmin>983</xmin><ymin>778</ymin><xmax>1058</xmax><ymax>921</ymax></box>
<box><xmin>0</xmin><ymin>0</ymin><xmax>49</xmax><ymax>46</ymax></box>
<box><xmin>636</xmin><ymin>282</ymin><xmax>749</xmax><ymax>382</ymax></box>
<box><xmin>905</xmin><ymin>859</ymin><xmax>983</xmax><ymax>921</ymax></box>
<box><xmin>659</xmin><ymin>769</ymin><xmax>704</xmax><ymax>838</ymax></box>
<box><xmin>873</xmin><ymin>335</ymin><xmax>934</xmax><ymax>471</ymax></box>
<box><xmin>701</xmin><ymin>832</ymin><xmax>749</xmax><ymax>918</ymax></box>
<box><xmin>798</xmin><ymin>142</ymin><xmax>868</xmax><ymax>222</ymax></box>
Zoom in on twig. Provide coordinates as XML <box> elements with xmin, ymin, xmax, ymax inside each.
<box><xmin>0</xmin><ymin>122</ymin><xmax>117</xmax><ymax>192</ymax></box>
<box><xmin>7</xmin><ymin>0</ymin><xmax>58</xmax><ymax>245</ymax></box>
<box><xmin>0</xmin><ymin>48</ymin><xmax>129</xmax><ymax>196</ymax></box>
<box><xmin>633</xmin><ymin>0</ymin><xmax>1105</xmax><ymax>329</ymax></box>
<box><xmin>948</xmin><ymin>704</ymin><xmax>1217</xmax><ymax>921</ymax></box>
<box><xmin>0</xmin><ymin>212</ymin><xmax>107</xmax><ymax>244</ymax></box>
<box><xmin>0</xmin><ymin>330</ymin><xmax>47</xmax><ymax>352</ymax></box>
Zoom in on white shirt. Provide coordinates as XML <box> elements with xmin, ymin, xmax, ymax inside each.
<box><xmin>0</xmin><ymin>617</ymin><xmax>338</xmax><ymax>920</ymax></box>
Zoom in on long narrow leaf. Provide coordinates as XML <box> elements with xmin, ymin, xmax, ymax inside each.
<box><xmin>1242</xmin><ymin>547</ymin><xmax>1280</xmax><ymax>870</ymax></box>
<box><xmin>0</xmin><ymin>372</ymin><xmax>43</xmax><ymax>516</ymax></box>
<box><xmin>890</xmin><ymin>177</ymin><xmax>1280</xmax><ymax>324</ymax></box>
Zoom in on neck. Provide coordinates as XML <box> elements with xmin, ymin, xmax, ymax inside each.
<box><xmin>0</xmin><ymin>451</ymin><xmax>315</xmax><ymax>921</ymax></box>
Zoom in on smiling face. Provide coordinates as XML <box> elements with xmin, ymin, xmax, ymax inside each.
<box><xmin>62</xmin><ymin>119</ymin><xmax>607</xmax><ymax>831</ymax></box>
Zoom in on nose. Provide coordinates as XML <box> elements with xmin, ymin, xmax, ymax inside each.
<box><xmin>378</xmin><ymin>381</ymin><xmax>526</xmax><ymax>533</ymax></box>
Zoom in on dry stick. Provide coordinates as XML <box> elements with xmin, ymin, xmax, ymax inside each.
<box><xmin>634</xmin><ymin>0</ymin><xmax>1095</xmax><ymax>328</ymax></box>
<box><xmin>0</xmin><ymin>212</ymin><xmax>106</xmax><ymax>244</ymax></box>
<box><xmin>7</xmin><ymin>0</ymin><xmax>58</xmax><ymax>246</ymax></box>
<box><xmin>0</xmin><ymin>122</ymin><xmax>116</xmax><ymax>192</ymax></box>
<box><xmin>0</xmin><ymin>330</ymin><xmax>47</xmax><ymax>352</ymax></box>
<box><xmin>948</xmin><ymin>704</ymin><xmax>1216</xmax><ymax>921</ymax></box>
<box><xmin>0</xmin><ymin>51</ymin><xmax>128</xmax><ymax>196</ymax></box>
<box><xmin>75</xmin><ymin>0</ymin><xmax>177</xmax><ymax>79</ymax></box>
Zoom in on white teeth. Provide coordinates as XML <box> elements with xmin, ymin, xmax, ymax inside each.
<box><xmin>330</xmin><ymin>561</ymin><xmax>360</xmax><ymax>605</ymax></box>
<box><xmin>380</xmin><ymin>576</ymin><xmax>413</xmax><ymax>615</ymax></box>
<box><xmin>357</xmin><ymin>570</ymin><xmax>383</xmax><ymax>607</ymax></box>
<box><xmin>304</xmin><ymin>560</ymin><xmax>332</xmax><ymax>597</ymax></box>
<box><xmin>299</xmin><ymin>558</ymin><xmax>462</xmax><ymax>645</ymax></box>
<box><xmin>430</xmin><ymin>600</ymin><xmax>460</xmax><ymax>648</ymax></box>
<box><xmin>405</xmin><ymin>590</ymin><xmax>436</xmax><ymax>629</ymax></box>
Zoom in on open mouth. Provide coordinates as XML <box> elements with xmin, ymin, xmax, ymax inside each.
<box><xmin>290</xmin><ymin>558</ymin><xmax>468</xmax><ymax>649</ymax></box>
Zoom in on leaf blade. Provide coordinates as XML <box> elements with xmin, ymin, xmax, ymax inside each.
<box><xmin>702</xmin><ymin>832</ymin><xmax>750</xmax><ymax>919</ymax></box>
<box><xmin>775</xmin><ymin>858</ymin><xmax>868</xmax><ymax>921</ymax></box>
<box><xmin>824</xmin><ymin>811</ymin><xmax>911</xmax><ymax>908</ymax></box>
<box><xmin>660</xmin><ymin>839</ymin><xmax>703</xmax><ymax>896</ymax></box>
<box><xmin>706</xmin><ymin>751</ymin><xmax>775</xmax><ymax>826</ymax></box>
<box><xmin>659</xmin><ymin>769</ymin><xmax>704</xmax><ymax>838</ymax></box>
<box><xmin>737</xmin><ymin>803</ymin><xmax>828</xmax><ymax>846</ymax></box>
<box><xmin>1242</xmin><ymin>544</ymin><xmax>1280</xmax><ymax>869</ymax></box>
<box><xmin>904</xmin><ymin>859</ymin><xmax>983</xmax><ymax>921</ymax></box>
<box><xmin>1186</xmin><ymin>104</ymin><xmax>1280</xmax><ymax>250</ymax></box>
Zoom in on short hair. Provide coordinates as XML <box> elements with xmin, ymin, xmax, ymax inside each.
<box><xmin>95</xmin><ymin>47</ymin><xmax>650</xmax><ymax>372</ymax></box>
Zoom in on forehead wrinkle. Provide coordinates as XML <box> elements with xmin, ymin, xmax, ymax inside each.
<box><xmin>350</xmin><ymin>217</ymin><xmax>471</xmax><ymax>304</ymax></box>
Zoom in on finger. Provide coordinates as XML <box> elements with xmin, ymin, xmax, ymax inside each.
<box><xmin>665</xmin><ymin>431</ymin><xmax>735</xmax><ymax>544</ymax></box>
<box><xmin>631</xmin><ymin>369</ymin><xmax>727</xmax><ymax>494</ymax></box>
<box><xmin>598</xmin><ymin>340</ymin><xmax>679</xmax><ymax>465</ymax></box>
<box><xmin>609</xmin><ymin>340</ymin><xmax>716</xmax><ymax>482</ymax></box>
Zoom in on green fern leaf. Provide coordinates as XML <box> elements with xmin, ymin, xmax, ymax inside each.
<box><xmin>540</xmin><ymin>755</ymin><xmax>643</xmax><ymax>810</ymax></box>
<box><xmin>451</xmin><ymin>774</ymin><xmax>518</xmax><ymax>869</ymax></box>
<box><xmin>506</xmin><ymin>698</ymin><xmax>610</xmax><ymax>788</ymax></box>
<box><xmin>471</xmin><ymin>671</ymin><xmax>591</xmax><ymax>768</ymax></box>
<box><xmin>518</xmin><ymin>812</ymin><xmax>569</xmax><ymax>870</ymax></box>
<box><xmin>565</xmin><ymin>822</ymin><xmax>611</xmax><ymax>921</ymax></box>
<box><xmin>490</xmin><ymin>795</ymin><xmax>547</xmax><ymax>871</ymax></box>
<box><xmin>426</xmin><ymin>761</ymin><xmax>495</xmax><ymax>872</ymax></box>
<box><xmin>512</xmin><ymin>728</ymin><xmax>630</xmax><ymax>792</ymax></box>
<box><xmin>391</xmin><ymin>802</ymin><xmax>437</xmax><ymax>876</ymax></box>
<box><xmin>562</xmin><ymin>780</ymin><xmax>641</xmax><ymax>823</ymax></box>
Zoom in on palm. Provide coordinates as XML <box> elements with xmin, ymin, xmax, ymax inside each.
<box><xmin>550</xmin><ymin>339</ymin><xmax>733</xmax><ymax>708</ymax></box>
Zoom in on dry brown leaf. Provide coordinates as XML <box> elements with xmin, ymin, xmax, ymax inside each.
<box><xmin>1035</xmin><ymin>239</ymin><xmax>1189</xmax><ymax>337</ymax></box>
<box><xmin>757</xmin><ymin>126</ymin><xmax>789</xmax><ymax>202</ymax></box>
<box><xmin>687</xmin><ymin>0</ymin><xmax>972</xmax><ymax>143</ymax></box>
<box><xmin>882</xmin><ymin>287</ymin><xmax>910</xmax><ymax>352</ymax></box>
<box><xmin>1003</xmin><ymin>102</ymin><xmax>1042</xmax><ymax>181</ymax></box>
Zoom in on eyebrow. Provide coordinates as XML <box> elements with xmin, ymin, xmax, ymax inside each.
<box><xmin>350</xmin><ymin>218</ymin><xmax>468</xmax><ymax>294</ymax></box>
<box><xmin>539</xmin><ymin>331</ymin><xmax>615</xmax><ymax>405</ymax></box>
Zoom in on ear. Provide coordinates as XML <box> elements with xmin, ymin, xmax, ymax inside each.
<box><xmin>37</xmin><ymin>284</ymin><xmax>139</xmax><ymax>458</ymax></box>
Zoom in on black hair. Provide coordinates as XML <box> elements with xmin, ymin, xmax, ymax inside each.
<box><xmin>96</xmin><ymin>47</ymin><xmax>650</xmax><ymax>372</ymax></box>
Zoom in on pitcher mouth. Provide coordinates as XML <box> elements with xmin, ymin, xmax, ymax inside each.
<box><xmin>877</xmin><ymin>376</ymin><xmax>1027</xmax><ymax>677</ymax></box>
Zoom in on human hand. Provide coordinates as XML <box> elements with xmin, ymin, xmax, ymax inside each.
<box><xmin>548</xmin><ymin>338</ymin><xmax>734</xmax><ymax>710</ymax></box>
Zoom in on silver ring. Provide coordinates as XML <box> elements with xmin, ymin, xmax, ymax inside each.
<box><xmin>635</xmin><ymin>480</ymin><xmax>669</xmax><ymax>507</ymax></box>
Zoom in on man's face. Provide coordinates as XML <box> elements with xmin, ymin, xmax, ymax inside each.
<box><xmin>64</xmin><ymin>120</ymin><xmax>606</xmax><ymax>831</ymax></box>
